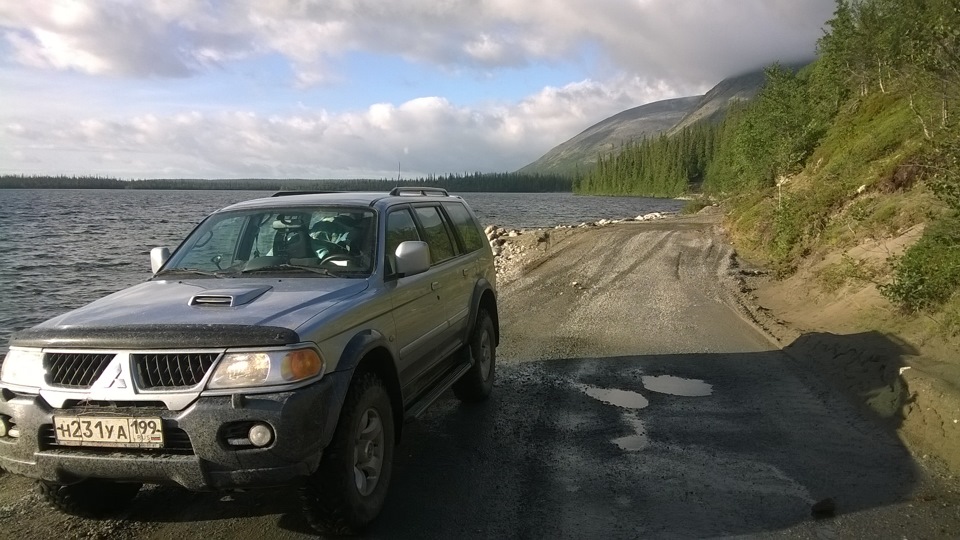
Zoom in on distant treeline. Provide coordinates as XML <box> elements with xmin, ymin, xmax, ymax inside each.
<box><xmin>0</xmin><ymin>172</ymin><xmax>572</xmax><ymax>193</ymax></box>
<box><xmin>574</xmin><ymin>119</ymin><xmax>724</xmax><ymax>197</ymax></box>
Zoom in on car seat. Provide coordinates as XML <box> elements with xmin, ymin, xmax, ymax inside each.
<box><xmin>273</xmin><ymin>229</ymin><xmax>312</xmax><ymax>259</ymax></box>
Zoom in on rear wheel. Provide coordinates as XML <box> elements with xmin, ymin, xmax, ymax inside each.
<box><xmin>301</xmin><ymin>372</ymin><xmax>395</xmax><ymax>535</ymax></box>
<box><xmin>453</xmin><ymin>309</ymin><xmax>496</xmax><ymax>402</ymax></box>
<box><xmin>37</xmin><ymin>479</ymin><xmax>142</xmax><ymax>517</ymax></box>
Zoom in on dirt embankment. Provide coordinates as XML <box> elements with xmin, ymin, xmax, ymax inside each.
<box><xmin>488</xmin><ymin>207</ymin><xmax>960</xmax><ymax>476</ymax></box>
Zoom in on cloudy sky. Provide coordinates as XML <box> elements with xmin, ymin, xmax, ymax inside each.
<box><xmin>0</xmin><ymin>0</ymin><xmax>837</xmax><ymax>179</ymax></box>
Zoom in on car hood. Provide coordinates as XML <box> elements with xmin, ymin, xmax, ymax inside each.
<box><xmin>34</xmin><ymin>277</ymin><xmax>369</xmax><ymax>334</ymax></box>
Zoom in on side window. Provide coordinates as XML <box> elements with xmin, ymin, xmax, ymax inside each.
<box><xmin>414</xmin><ymin>206</ymin><xmax>456</xmax><ymax>264</ymax></box>
<box><xmin>386</xmin><ymin>209</ymin><xmax>421</xmax><ymax>273</ymax></box>
<box><xmin>442</xmin><ymin>202</ymin><xmax>484</xmax><ymax>253</ymax></box>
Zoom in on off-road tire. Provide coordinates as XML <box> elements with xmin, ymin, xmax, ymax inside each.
<box><xmin>36</xmin><ymin>479</ymin><xmax>142</xmax><ymax>517</ymax></box>
<box><xmin>300</xmin><ymin>372</ymin><xmax>395</xmax><ymax>535</ymax></box>
<box><xmin>453</xmin><ymin>309</ymin><xmax>496</xmax><ymax>402</ymax></box>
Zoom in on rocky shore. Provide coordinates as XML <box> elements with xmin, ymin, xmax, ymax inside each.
<box><xmin>484</xmin><ymin>211</ymin><xmax>675</xmax><ymax>282</ymax></box>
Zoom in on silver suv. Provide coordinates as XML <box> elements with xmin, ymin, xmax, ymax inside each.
<box><xmin>0</xmin><ymin>187</ymin><xmax>498</xmax><ymax>534</ymax></box>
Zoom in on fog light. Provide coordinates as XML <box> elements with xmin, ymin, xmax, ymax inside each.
<box><xmin>248</xmin><ymin>423</ymin><xmax>273</xmax><ymax>448</ymax></box>
<box><xmin>0</xmin><ymin>417</ymin><xmax>8</xmax><ymax>438</ymax></box>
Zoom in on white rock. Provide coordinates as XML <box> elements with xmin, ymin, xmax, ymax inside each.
<box><xmin>508</xmin><ymin>231</ymin><xmax>519</xmax><ymax>237</ymax></box>
<box><xmin>856</xmin><ymin>184</ymin><xmax>867</xmax><ymax>195</ymax></box>
<box><xmin>484</xmin><ymin>225</ymin><xmax>496</xmax><ymax>235</ymax></box>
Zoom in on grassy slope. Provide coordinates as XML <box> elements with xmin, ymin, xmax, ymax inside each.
<box><xmin>726</xmin><ymin>91</ymin><xmax>937</xmax><ymax>270</ymax></box>
<box><xmin>723</xmin><ymin>86</ymin><xmax>960</xmax><ymax>340</ymax></box>
<box><xmin>718</xmin><ymin>89</ymin><xmax>960</xmax><ymax>470</ymax></box>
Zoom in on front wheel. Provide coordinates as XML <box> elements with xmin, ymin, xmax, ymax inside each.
<box><xmin>453</xmin><ymin>309</ymin><xmax>496</xmax><ymax>402</ymax></box>
<box><xmin>37</xmin><ymin>479</ymin><xmax>142</xmax><ymax>517</ymax></box>
<box><xmin>301</xmin><ymin>372</ymin><xmax>395</xmax><ymax>535</ymax></box>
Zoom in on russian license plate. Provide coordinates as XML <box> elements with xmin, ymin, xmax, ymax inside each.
<box><xmin>53</xmin><ymin>416</ymin><xmax>164</xmax><ymax>449</ymax></box>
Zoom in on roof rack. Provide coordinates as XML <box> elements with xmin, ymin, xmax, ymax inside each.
<box><xmin>389</xmin><ymin>187</ymin><xmax>449</xmax><ymax>197</ymax></box>
<box><xmin>270</xmin><ymin>191</ymin><xmax>342</xmax><ymax>197</ymax></box>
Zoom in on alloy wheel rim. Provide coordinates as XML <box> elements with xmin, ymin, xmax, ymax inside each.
<box><xmin>478</xmin><ymin>329</ymin><xmax>492</xmax><ymax>381</ymax></box>
<box><xmin>353</xmin><ymin>407</ymin><xmax>384</xmax><ymax>496</ymax></box>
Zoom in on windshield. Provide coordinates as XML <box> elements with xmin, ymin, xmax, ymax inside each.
<box><xmin>162</xmin><ymin>206</ymin><xmax>377</xmax><ymax>277</ymax></box>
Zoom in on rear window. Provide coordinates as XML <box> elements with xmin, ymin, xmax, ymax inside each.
<box><xmin>414</xmin><ymin>206</ymin><xmax>456</xmax><ymax>263</ymax></box>
<box><xmin>442</xmin><ymin>202</ymin><xmax>485</xmax><ymax>253</ymax></box>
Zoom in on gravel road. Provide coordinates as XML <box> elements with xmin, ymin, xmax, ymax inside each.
<box><xmin>2</xmin><ymin>216</ymin><xmax>958</xmax><ymax>538</ymax></box>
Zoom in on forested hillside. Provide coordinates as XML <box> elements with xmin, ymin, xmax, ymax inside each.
<box><xmin>577</xmin><ymin>0</ymin><xmax>960</xmax><ymax>332</ymax></box>
<box><xmin>518</xmin><ymin>96</ymin><xmax>701</xmax><ymax>176</ymax></box>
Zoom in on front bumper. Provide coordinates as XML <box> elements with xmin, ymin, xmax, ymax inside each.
<box><xmin>0</xmin><ymin>370</ymin><xmax>350</xmax><ymax>491</ymax></box>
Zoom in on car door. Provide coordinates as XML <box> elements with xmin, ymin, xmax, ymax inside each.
<box><xmin>411</xmin><ymin>204</ymin><xmax>465</xmax><ymax>358</ymax></box>
<box><xmin>441</xmin><ymin>201</ymin><xmax>488</xmax><ymax>343</ymax></box>
<box><xmin>384</xmin><ymin>207</ymin><xmax>448</xmax><ymax>393</ymax></box>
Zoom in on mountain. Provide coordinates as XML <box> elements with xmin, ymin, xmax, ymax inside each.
<box><xmin>518</xmin><ymin>69</ymin><xmax>772</xmax><ymax>177</ymax></box>
<box><xmin>667</xmin><ymin>69</ymin><xmax>772</xmax><ymax>135</ymax></box>
<box><xmin>517</xmin><ymin>96</ymin><xmax>701</xmax><ymax>177</ymax></box>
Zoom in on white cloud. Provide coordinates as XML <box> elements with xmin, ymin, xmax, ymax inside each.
<box><xmin>1</xmin><ymin>75</ymin><xmax>683</xmax><ymax>178</ymax></box>
<box><xmin>1</xmin><ymin>0</ymin><xmax>835</xmax><ymax>84</ymax></box>
<box><xmin>0</xmin><ymin>0</ymin><xmax>837</xmax><ymax>177</ymax></box>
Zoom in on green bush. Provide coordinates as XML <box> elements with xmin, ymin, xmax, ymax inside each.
<box><xmin>881</xmin><ymin>214</ymin><xmax>960</xmax><ymax>311</ymax></box>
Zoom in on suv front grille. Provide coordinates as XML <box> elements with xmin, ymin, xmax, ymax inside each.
<box><xmin>133</xmin><ymin>353</ymin><xmax>219</xmax><ymax>389</ymax></box>
<box><xmin>44</xmin><ymin>353</ymin><xmax>114</xmax><ymax>388</ymax></box>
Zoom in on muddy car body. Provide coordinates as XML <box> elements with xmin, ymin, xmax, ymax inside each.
<box><xmin>0</xmin><ymin>188</ymin><xmax>498</xmax><ymax>533</ymax></box>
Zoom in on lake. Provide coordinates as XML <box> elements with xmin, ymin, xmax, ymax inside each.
<box><xmin>0</xmin><ymin>189</ymin><xmax>684</xmax><ymax>348</ymax></box>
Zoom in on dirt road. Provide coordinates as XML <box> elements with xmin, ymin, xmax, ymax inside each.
<box><xmin>2</xmin><ymin>216</ymin><xmax>959</xmax><ymax>538</ymax></box>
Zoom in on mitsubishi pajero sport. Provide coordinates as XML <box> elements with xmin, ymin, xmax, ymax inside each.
<box><xmin>0</xmin><ymin>187</ymin><xmax>498</xmax><ymax>534</ymax></box>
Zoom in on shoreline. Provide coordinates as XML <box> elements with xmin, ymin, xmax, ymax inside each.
<box><xmin>485</xmin><ymin>209</ymin><xmax>682</xmax><ymax>282</ymax></box>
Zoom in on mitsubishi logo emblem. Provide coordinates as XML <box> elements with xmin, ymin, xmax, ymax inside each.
<box><xmin>107</xmin><ymin>371</ymin><xmax>128</xmax><ymax>389</ymax></box>
<box><xmin>97</xmin><ymin>362</ymin><xmax>128</xmax><ymax>389</ymax></box>
<box><xmin>87</xmin><ymin>356</ymin><xmax>137</xmax><ymax>400</ymax></box>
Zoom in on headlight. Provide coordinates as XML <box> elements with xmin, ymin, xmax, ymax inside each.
<box><xmin>207</xmin><ymin>347</ymin><xmax>324</xmax><ymax>390</ymax></box>
<box><xmin>0</xmin><ymin>348</ymin><xmax>46</xmax><ymax>387</ymax></box>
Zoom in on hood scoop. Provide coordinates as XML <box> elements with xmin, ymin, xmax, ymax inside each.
<box><xmin>189</xmin><ymin>286</ymin><xmax>272</xmax><ymax>307</ymax></box>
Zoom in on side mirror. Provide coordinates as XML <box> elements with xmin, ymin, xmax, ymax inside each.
<box><xmin>394</xmin><ymin>241</ymin><xmax>430</xmax><ymax>277</ymax></box>
<box><xmin>151</xmin><ymin>247</ymin><xmax>171</xmax><ymax>274</ymax></box>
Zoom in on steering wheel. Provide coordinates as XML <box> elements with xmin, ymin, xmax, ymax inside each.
<box><xmin>313</xmin><ymin>239</ymin><xmax>350</xmax><ymax>259</ymax></box>
<box><xmin>319</xmin><ymin>254</ymin><xmax>359</xmax><ymax>266</ymax></box>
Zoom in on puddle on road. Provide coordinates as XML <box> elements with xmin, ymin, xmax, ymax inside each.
<box><xmin>612</xmin><ymin>413</ymin><xmax>649</xmax><ymax>451</ymax></box>
<box><xmin>577</xmin><ymin>384</ymin><xmax>649</xmax><ymax>410</ymax></box>
<box><xmin>572</xmin><ymin>376</ymin><xmax>710</xmax><ymax>452</ymax></box>
<box><xmin>641</xmin><ymin>375</ymin><xmax>713</xmax><ymax>397</ymax></box>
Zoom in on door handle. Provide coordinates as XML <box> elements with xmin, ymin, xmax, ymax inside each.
<box><xmin>431</xmin><ymin>281</ymin><xmax>441</xmax><ymax>290</ymax></box>
<box><xmin>461</xmin><ymin>268</ymin><xmax>469</xmax><ymax>277</ymax></box>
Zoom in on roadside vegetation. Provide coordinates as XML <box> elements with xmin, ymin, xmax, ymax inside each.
<box><xmin>576</xmin><ymin>0</ymin><xmax>960</xmax><ymax>337</ymax></box>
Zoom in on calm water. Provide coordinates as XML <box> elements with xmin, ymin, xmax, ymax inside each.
<box><xmin>0</xmin><ymin>189</ymin><xmax>682</xmax><ymax>348</ymax></box>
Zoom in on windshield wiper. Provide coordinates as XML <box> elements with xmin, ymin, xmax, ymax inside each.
<box><xmin>240</xmin><ymin>264</ymin><xmax>334</xmax><ymax>276</ymax></box>
<box><xmin>156</xmin><ymin>268</ymin><xmax>223</xmax><ymax>277</ymax></box>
